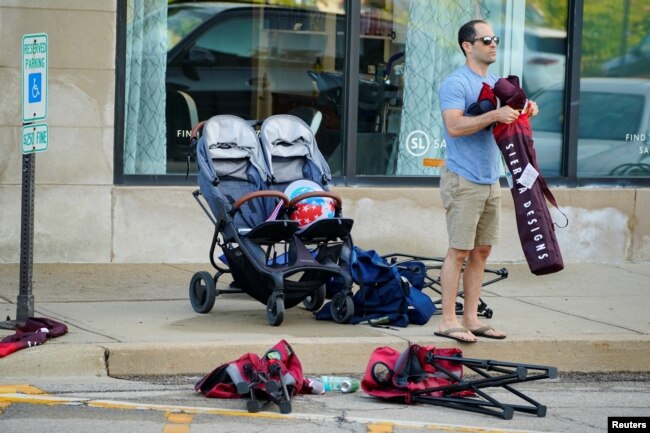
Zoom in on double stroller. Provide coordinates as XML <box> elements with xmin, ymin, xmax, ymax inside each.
<box><xmin>189</xmin><ymin>114</ymin><xmax>355</xmax><ymax>326</ymax></box>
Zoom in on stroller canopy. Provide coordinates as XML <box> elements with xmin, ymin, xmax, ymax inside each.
<box><xmin>198</xmin><ymin>115</ymin><xmax>272</xmax><ymax>186</ymax></box>
<box><xmin>259</xmin><ymin>114</ymin><xmax>331</xmax><ymax>185</ymax></box>
<box><xmin>196</xmin><ymin>115</ymin><xmax>275</xmax><ymax>229</ymax></box>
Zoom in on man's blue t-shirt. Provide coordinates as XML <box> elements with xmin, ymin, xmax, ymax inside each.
<box><xmin>439</xmin><ymin>65</ymin><xmax>501</xmax><ymax>184</ymax></box>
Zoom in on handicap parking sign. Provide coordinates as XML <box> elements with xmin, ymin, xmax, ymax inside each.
<box><xmin>28</xmin><ymin>73</ymin><xmax>42</xmax><ymax>103</ymax></box>
<box><xmin>22</xmin><ymin>33</ymin><xmax>48</xmax><ymax>122</ymax></box>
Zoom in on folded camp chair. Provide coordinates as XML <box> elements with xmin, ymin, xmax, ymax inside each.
<box><xmin>196</xmin><ymin>340</ymin><xmax>305</xmax><ymax>414</ymax></box>
<box><xmin>362</xmin><ymin>344</ymin><xmax>557</xmax><ymax>420</ymax></box>
<box><xmin>382</xmin><ymin>253</ymin><xmax>509</xmax><ymax>319</ymax></box>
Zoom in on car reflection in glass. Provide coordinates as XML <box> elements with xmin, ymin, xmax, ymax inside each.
<box><xmin>165</xmin><ymin>2</ymin><xmax>345</xmax><ymax>167</ymax></box>
<box><xmin>531</xmin><ymin>78</ymin><xmax>650</xmax><ymax>177</ymax></box>
<box><xmin>601</xmin><ymin>33</ymin><xmax>650</xmax><ymax>80</ymax></box>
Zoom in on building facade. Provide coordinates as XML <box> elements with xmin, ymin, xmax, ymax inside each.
<box><xmin>1</xmin><ymin>0</ymin><xmax>649</xmax><ymax>264</ymax></box>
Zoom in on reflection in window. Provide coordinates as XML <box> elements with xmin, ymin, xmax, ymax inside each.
<box><xmin>523</xmin><ymin>1</ymin><xmax>567</xmax><ymax>178</ymax></box>
<box><xmin>387</xmin><ymin>1</ymin><xmax>496</xmax><ymax>177</ymax></box>
<box><xmin>531</xmin><ymin>82</ymin><xmax>650</xmax><ymax>177</ymax></box>
<box><xmin>579</xmin><ymin>92</ymin><xmax>643</xmax><ymax>140</ymax></box>
<box><xmin>163</xmin><ymin>2</ymin><xmax>344</xmax><ymax>175</ymax></box>
<box><xmin>194</xmin><ymin>17</ymin><xmax>256</xmax><ymax>65</ymax></box>
<box><xmin>580</xmin><ymin>0</ymin><xmax>650</xmax><ymax>177</ymax></box>
<box><xmin>530</xmin><ymin>88</ymin><xmax>563</xmax><ymax>177</ymax></box>
<box><xmin>531</xmin><ymin>90</ymin><xmax>564</xmax><ymax>133</ymax></box>
<box><xmin>167</xmin><ymin>6</ymin><xmax>211</xmax><ymax>49</ymax></box>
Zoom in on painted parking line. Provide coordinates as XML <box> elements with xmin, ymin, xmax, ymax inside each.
<box><xmin>0</xmin><ymin>401</ymin><xmax>12</xmax><ymax>413</ymax></box>
<box><xmin>0</xmin><ymin>392</ymin><xmax>541</xmax><ymax>433</ymax></box>
<box><xmin>0</xmin><ymin>385</ymin><xmax>45</xmax><ymax>395</ymax></box>
<box><xmin>164</xmin><ymin>412</ymin><xmax>193</xmax><ymax>433</ymax></box>
<box><xmin>0</xmin><ymin>385</ymin><xmax>47</xmax><ymax>415</ymax></box>
<box><xmin>368</xmin><ymin>422</ymin><xmax>394</xmax><ymax>432</ymax></box>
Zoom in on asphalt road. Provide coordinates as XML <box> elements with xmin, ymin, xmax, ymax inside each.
<box><xmin>1</xmin><ymin>373</ymin><xmax>649</xmax><ymax>433</ymax></box>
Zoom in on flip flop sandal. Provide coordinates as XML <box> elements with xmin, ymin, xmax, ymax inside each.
<box><xmin>470</xmin><ymin>325</ymin><xmax>507</xmax><ymax>340</ymax></box>
<box><xmin>434</xmin><ymin>327</ymin><xmax>477</xmax><ymax>343</ymax></box>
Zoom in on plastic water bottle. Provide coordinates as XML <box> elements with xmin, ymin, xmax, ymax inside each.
<box><xmin>320</xmin><ymin>376</ymin><xmax>360</xmax><ymax>393</ymax></box>
<box><xmin>305</xmin><ymin>377</ymin><xmax>325</xmax><ymax>395</ymax></box>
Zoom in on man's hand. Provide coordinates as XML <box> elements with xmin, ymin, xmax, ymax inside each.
<box><xmin>525</xmin><ymin>100</ymin><xmax>539</xmax><ymax>118</ymax></box>
<box><xmin>493</xmin><ymin>105</ymin><xmax>520</xmax><ymax>124</ymax></box>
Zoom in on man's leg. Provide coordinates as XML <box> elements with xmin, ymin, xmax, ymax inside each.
<box><xmin>438</xmin><ymin>247</ymin><xmax>476</xmax><ymax>342</ymax></box>
<box><xmin>461</xmin><ymin>179</ymin><xmax>504</xmax><ymax>338</ymax></box>
<box><xmin>461</xmin><ymin>245</ymin><xmax>506</xmax><ymax>338</ymax></box>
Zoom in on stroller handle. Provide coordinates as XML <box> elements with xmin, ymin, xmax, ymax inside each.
<box><xmin>190</xmin><ymin>120</ymin><xmax>207</xmax><ymax>142</ymax></box>
<box><xmin>233</xmin><ymin>190</ymin><xmax>290</xmax><ymax>211</ymax></box>
<box><xmin>288</xmin><ymin>191</ymin><xmax>343</xmax><ymax>212</ymax></box>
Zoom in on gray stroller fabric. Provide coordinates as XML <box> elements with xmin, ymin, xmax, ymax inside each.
<box><xmin>196</xmin><ymin>115</ymin><xmax>275</xmax><ymax>230</ymax></box>
<box><xmin>201</xmin><ymin>115</ymin><xmax>271</xmax><ymax>184</ymax></box>
<box><xmin>259</xmin><ymin>114</ymin><xmax>332</xmax><ymax>186</ymax></box>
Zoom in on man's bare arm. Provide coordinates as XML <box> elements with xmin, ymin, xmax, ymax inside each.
<box><xmin>442</xmin><ymin>106</ymin><xmax>521</xmax><ymax>138</ymax></box>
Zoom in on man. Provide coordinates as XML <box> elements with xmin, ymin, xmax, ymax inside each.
<box><xmin>436</xmin><ymin>20</ymin><xmax>538</xmax><ymax>343</ymax></box>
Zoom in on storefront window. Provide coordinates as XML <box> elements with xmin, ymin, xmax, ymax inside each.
<box><xmin>124</xmin><ymin>0</ymin><xmax>346</xmax><ymax>176</ymax></box>
<box><xmin>354</xmin><ymin>0</ymin><xmax>568</xmax><ymax>177</ymax></box>
<box><xmin>124</xmin><ymin>0</ymin><xmax>168</xmax><ymax>175</ymax></box>
<box><xmin>526</xmin><ymin>0</ymin><xmax>567</xmax><ymax>177</ymax></box>
<box><xmin>122</xmin><ymin>0</ymin><xmax>573</xmax><ymax>181</ymax></box>
<box><xmin>577</xmin><ymin>0</ymin><xmax>650</xmax><ymax>177</ymax></box>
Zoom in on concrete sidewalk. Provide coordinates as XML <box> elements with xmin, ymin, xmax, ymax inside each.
<box><xmin>0</xmin><ymin>262</ymin><xmax>649</xmax><ymax>378</ymax></box>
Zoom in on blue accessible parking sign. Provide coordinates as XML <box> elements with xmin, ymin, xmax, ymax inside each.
<box><xmin>22</xmin><ymin>33</ymin><xmax>48</xmax><ymax>123</ymax></box>
<box><xmin>28</xmin><ymin>73</ymin><xmax>42</xmax><ymax>103</ymax></box>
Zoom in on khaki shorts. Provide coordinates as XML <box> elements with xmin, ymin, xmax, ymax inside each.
<box><xmin>440</xmin><ymin>168</ymin><xmax>501</xmax><ymax>250</ymax></box>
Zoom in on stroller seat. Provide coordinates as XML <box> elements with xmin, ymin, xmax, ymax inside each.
<box><xmin>190</xmin><ymin>114</ymin><xmax>355</xmax><ymax>326</ymax></box>
<box><xmin>259</xmin><ymin>114</ymin><xmax>354</xmax><ymax>240</ymax></box>
<box><xmin>292</xmin><ymin>217</ymin><xmax>353</xmax><ymax>241</ymax></box>
<box><xmin>241</xmin><ymin>219</ymin><xmax>298</xmax><ymax>242</ymax></box>
<box><xmin>230</xmin><ymin>189</ymin><xmax>298</xmax><ymax>241</ymax></box>
<box><xmin>259</xmin><ymin>114</ymin><xmax>356</xmax><ymax>323</ymax></box>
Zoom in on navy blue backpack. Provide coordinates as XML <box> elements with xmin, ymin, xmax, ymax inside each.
<box><xmin>316</xmin><ymin>248</ymin><xmax>435</xmax><ymax>326</ymax></box>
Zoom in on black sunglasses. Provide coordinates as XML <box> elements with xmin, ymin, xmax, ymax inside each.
<box><xmin>471</xmin><ymin>36</ymin><xmax>500</xmax><ymax>46</ymax></box>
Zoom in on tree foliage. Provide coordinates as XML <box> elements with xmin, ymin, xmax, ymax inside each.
<box><xmin>529</xmin><ymin>0</ymin><xmax>650</xmax><ymax>75</ymax></box>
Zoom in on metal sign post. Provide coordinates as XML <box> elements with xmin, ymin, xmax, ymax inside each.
<box><xmin>0</xmin><ymin>33</ymin><xmax>48</xmax><ymax>329</ymax></box>
<box><xmin>17</xmin><ymin>153</ymin><xmax>36</xmax><ymax>325</ymax></box>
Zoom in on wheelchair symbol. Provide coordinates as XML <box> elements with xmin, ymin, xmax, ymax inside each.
<box><xmin>28</xmin><ymin>73</ymin><xmax>42</xmax><ymax>103</ymax></box>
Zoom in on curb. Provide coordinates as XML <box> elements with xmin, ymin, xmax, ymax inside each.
<box><xmin>104</xmin><ymin>339</ymin><xmax>650</xmax><ymax>376</ymax></box>
<box><xmin>0</xmin><ymin>344</ymin><xmax>108</xmax><ymax>377</ymax></box>
<box><xmin>2</xmin><ymin>338</ymin><xmax>649</xmax><ymax>378</ymax></box>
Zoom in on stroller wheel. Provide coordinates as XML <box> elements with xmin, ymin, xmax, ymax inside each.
<box><xmin>302</xmin><ymin>285</ymin><xmax>326</xmax><ymax>311</ymax></box>
<box><xmin>266</xmin><ymin>295</ymin><xmax>285</xmax><ymax>326</ymax></box>
<box><xmin>189</xmin><ymin>271</ymin><xmax>217</xmax><ymax>314</ymax></box>
<box><xmin>484</xmin><ymin>308</ymin><xmax>494</xmax><ymax>319</ymax></box>
<box><xmin>330</xmin><ymin>292</ymin><xmax>354</xmax><ymax>324</ymax></box>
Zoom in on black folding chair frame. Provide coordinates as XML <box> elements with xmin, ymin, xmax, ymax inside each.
<box><xmin>383</xmin><ymin>253</ymin><xmax>509</xmax><ymax>319</ymax></box>
<box><xmin>411</xmin><ymin>353</ymin><xmax>557</xmax><ymax>420</ymax></box>
<box><xmin>239</xmin><ymin>363</ymin><xmax>293</xmax><ymax>414</ymax></box>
